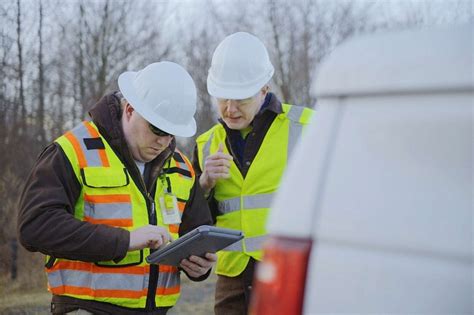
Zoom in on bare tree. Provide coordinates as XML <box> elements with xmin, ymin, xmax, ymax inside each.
<box><xmin>15</xmin><ymin>0</ymin><xmax>26</xmax><ymax>136</ymax></box>
<box><xmin>183</xmin><ymin>27</ymin><xmax>217</xmax><ymax>144</ymax></box>
<box><xmin>0</xmin><ymin>3</ymin><xmax>16</xmax><ymax>154</ymax></box>
<box><xmin>75</xmin><ymin>1</ymin><xmax>86</xmax><ymax>122</ymax></box>
<box><xmin>261</xmin><ymin>0</ymin><xmax>376</xmax><ymax>107</ymax></box>
<box><xmin>267</xmin><ymin>0</ymin><xmax>291</xmax><ymax>102</ymax></box>
<box><xmin>37</xmin><ymin>0</ymin><xmax>46</xmax><ymax>144</ymax></box>
<box><xmin>62</xmin><ymin>0</ymin><xmax>173</xmax><ymax>121</ymax></box>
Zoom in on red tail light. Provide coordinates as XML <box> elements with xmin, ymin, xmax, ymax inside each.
<box><xmin>250</xmin><ymin>236</ymin><xmax>312</xmax><ymax>315</ymax></box>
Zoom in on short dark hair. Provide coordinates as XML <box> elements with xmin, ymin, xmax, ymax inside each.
<box><xmin>115</xmin><ymin>91</ymin><xmax>128</xmax><ymax>110</ymax></box>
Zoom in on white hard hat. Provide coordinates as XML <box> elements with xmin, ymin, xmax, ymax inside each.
<box><xmin>207</xmin><ymin>32</ymin><xmax>274</xmax><ymax>100</ymax></box>
<box><xmin>118</xmin><ymin>61</ymin><xmax>197</xmax><ymax>137</ymax></box>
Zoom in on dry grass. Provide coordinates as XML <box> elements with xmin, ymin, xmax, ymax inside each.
<box><xmin>0</xmin><ymin>251</ymin><xmax>50</xmax><ymax>314</ymax></box>
<box><xmin>0</xmin><ymin>290</ymin><xmax>50</xmax><ymax>314</ymax></box>
<box><xmin>170</xmin><ymin>272</ymin><xmax>216</xmax><ymax>315</ymax></box>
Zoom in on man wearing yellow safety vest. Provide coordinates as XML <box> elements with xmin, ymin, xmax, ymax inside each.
<box><xmin>18</xmin><ymin>62</ymin><xmax>217</xmax><ymax>314</ymax></box>
<box><xmin>193</xmin><ymin>32</ymin><xmax>314</xmax><ymax>314</ymax></box>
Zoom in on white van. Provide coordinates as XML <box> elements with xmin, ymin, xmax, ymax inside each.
<box><xmin>250</xmin><ymin>24</ymin><xmax>473</xmax><ymax>314</ymax></box>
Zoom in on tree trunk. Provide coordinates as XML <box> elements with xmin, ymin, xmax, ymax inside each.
<box><xmin>37</xmin><ymin>0</ymin><xmax>46</xmax><ymax>144</ymax></box>
<box><xmin>15</xmin><ymin>0</ymin><xmax>26</xmax><ymax>137</ymax></box>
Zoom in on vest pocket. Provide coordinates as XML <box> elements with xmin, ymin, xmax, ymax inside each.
<box><xmin>81</xmin><ymin>167</ymin><xmax>133</xmax><ymax>228</ymax></box>
<box><xmin>95</xmin><ymin>249</ymin><xmax>143</xmax><ymax>267</ymax></box>
<box><xmin>81</xmin><ymin>167</ymin><xmax>129</xmax><ymax>188</ymax></box>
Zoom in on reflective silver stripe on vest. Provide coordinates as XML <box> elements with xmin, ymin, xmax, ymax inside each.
<box><xmin>244</xmin><ymin>235</ymin><xmax>268</xmax><ymax>252</ymax></box>
<box><xmin>217</xmin><ymin>197</ymin><xmax>241</xmax><ymax>214</ymax></box>
<box><xmin>221</xmin><ymin>235</ymin><xmax>267</xmax><ymax>252</ymax></box>
<box><xmin>222</xmin><ymin>239</ymin><xmax>243</xmax><ymax>251</ymax></box>
<box><xmin>286</xmin><ymin>105</ymin><xmax>306</xmax><ymax>161</ymax></box>
<box><xmin>84</xmin><ymin>202</ymin><xmax>132</xmax><ymax>220</ymax></box>
<box><xmin>178</xmin><ymin>159</ymin><xmax>190</xmax><ymax>172</ymax></box>
<box><xmin>202</xmin><ymin>132</ymin><xmax>215</xmax><ymax>166</ymax></box>
<box><xmin>217</xmin><ymin>193</ymin><xmax>275</xmax><ymax>215</ymax></box>
<box><xmin>244</xmin><ymin>193</ymin><xmax>274</xmax><ymax>209</ymax></box>
<box><xmin>157</xmin><ymin>272</ymin><xmax>180</xmax><ymax>288</ymax></box>
<box><xmin>174</xmin><ymin>152</ymin><xmax>191</xmax><ymax>175</ymax></box>
<box><xmin>47</xmin><ymin>269</ymin><xmax>145</xmax><ymax>291</ymax></box>
<box><xmin>70</xmin><ymin>123</ymin><xmax>103</xmax><ymax>167</ymax></box>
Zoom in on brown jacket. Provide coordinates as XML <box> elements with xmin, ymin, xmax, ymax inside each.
<box><xmin>17</xmin><ymin>93</ymin><xmax>212</xmax><ymax>314</ymax></box>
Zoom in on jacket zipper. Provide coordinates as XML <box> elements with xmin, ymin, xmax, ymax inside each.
<box><xmin>133</xmin><ymin>158</ymin><xmax>171</xmax><ymax>310</ymax></box>
<box><xmin>146</xmin><ymin>195</ymin><xmax>158</xmax><ymax>310</ymax></box>
<box><xmin>134</xmin><ymin>164</ymin><xmax>158</xmax><ymax>311</ymax></box>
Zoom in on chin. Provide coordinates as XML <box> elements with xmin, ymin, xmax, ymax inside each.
<box><xmin>143</xmin><ymin>152</ymin><xmax>160</xmax><ymax>162</ymax></box>
<box><xmin>141</xmin><ymin>157</ymin><xmax>154</xmax><ymax>163</ymax></box>
<box><xmin>225</xmin><ymin>120</ymin><xmax>247</xmax><ymax>130</ymax></box>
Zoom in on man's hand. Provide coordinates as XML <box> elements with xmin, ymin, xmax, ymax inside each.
<box><xmin>199</xmin><ymin>143</ymin><xmax>233</xmax><ymax>193</ymax></box>
<box><xmin>180</xmin><ymin>253</ymin><xmax>217</xmax><ymax>278</ymax></box>
<box><xmin>129</xmin><ymin>225</ymin><xmax>171</xmax><ymax>251</ymax></box>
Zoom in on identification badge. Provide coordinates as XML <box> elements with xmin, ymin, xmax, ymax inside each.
<box><xmin>159</xmin><ymin>193</ymin><xmax>181</xmax><ymax>224</ymax></box>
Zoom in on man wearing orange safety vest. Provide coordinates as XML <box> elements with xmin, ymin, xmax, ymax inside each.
<box><xmin>194</xmin><ymin>32</ymin><xmax>314</xmax><ymax>314</ymax></box>
<box><xmin>18</xmin><ymin>62</ymin><xmax>216</xmax><ymax>314</ymax></box>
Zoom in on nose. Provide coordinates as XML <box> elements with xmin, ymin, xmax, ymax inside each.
<box><xmin>226</xmin><ymin>100</ymin><xmax>239</xmax><ymax>114</ymax></box>
<box><xmin>155</xmin><ymin>134</ymin><xmax>172</xmax><ymax>145</ymax></box>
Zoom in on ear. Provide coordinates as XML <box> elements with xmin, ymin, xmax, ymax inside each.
<box><xmin>123</xmin><ymin>102</ymin><xmax>134</xmax><ymax>121</ymax></box>
<box><xmin>261</xmin><ymin>85</ymin><xmax>270</xmax><ymax>96</ymax></box>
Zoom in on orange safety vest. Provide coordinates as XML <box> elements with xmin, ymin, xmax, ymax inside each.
<box><xmin>48</xmin><ymin>121</ymin><xmax>195</xmax><ymax>308</ymax></box>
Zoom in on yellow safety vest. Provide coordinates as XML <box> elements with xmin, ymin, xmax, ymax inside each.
<box><xmin>47</xmin><ymin>121</ymin><xmax>195</xmax><ymax>309</ymax></box>
<box><xmin>196</xmin><ymin>104</ymin><xmax>314</xmax><ymax>277</ymax></box>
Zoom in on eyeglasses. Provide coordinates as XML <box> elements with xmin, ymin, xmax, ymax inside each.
<box><xmin>217</xmin><ymin>96</ymin><xmax>256</xmax><ymax>106</ymax></box>
<box><xmin>149</xmin><ymin>123</ymin><xmax>173</xmax><ymax>137</ymax></box>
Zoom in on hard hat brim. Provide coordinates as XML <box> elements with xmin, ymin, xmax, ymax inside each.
<box><xmin>118</xmin><ymin>71</ymin><xmax>197</xmax><ymax>137</ymax></box>
<box><xmin>207</xmin><ymin>68</ymin><xmax>274</xmax><ymax>100</ymax></box>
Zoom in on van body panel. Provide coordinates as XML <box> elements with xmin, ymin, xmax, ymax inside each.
<box><xmin>264</xmin><ymin>23</ymin><xmax>473</xmax><ymax>314</ymax></box>
<box><xmin>313</xmin><ymin>24</ymin><xmax>473</xmax><ymax>97</ymax></box>
<box><xmin>305</xmin><ymin>242</ymin><xmax>472</xmax><ymax>313</ymax></box>
<box><xmin>313</xmin><ymin>93</ymin><xmax>472</xmax><ymax>258</ymax></box>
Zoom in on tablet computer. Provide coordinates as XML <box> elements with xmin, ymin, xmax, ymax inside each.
<box><xmin>146</xmin><ymin>225</ymin><xmax>244</xmax><ymax>266</ymax></box>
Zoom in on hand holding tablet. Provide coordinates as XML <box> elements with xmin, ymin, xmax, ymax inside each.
<box><xmin>146</xmin><ymin>225</ymin><xmax>244</xmax><ymax>266</ymax></box>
